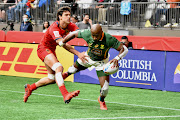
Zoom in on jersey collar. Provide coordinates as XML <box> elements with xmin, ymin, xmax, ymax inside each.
<box><xmin>57</xmin><ymin>21</ymin><xmax>69</xmax><ymax>30</ymax></box>
<box><xmin>99</xmin><ymin>32</ymin><xmax>104</xmax><ymax>41</ymax></box>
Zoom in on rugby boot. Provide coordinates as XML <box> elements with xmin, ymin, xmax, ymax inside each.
<box><xmin>98</xmin><ymin>96</ymin><xmax>108</xmax><ymax>110</ymax></box>
<box><xmin>62</xmin><ymin>72</ymin><xmax>69</xmax><ymax>79</ymax></box>
<box><xmin>64</xmin><ymin>90</ymin><xmax>80</xmax><ymax>104</ymax></box>
<box><xmin>24</xmin><ymin>84</ymin><xmax>32</xmax><ymax>103</ymax></box>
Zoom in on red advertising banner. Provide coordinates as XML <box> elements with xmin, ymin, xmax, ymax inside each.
<box><xmin>6</xmin><ymin>31</ymin><xmax>44</xmax><ymax>43</ymax></box>
<box><xmin>0</xmin><ymin>30</ymin><xmax>6</xmax><ymax>42</ymax></box>
<box><xmin>3</xmin><ymin>31</ymin><xmax>180</xmax><ymax>51</ymax></box>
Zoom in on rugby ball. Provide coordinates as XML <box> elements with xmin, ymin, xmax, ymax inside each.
<box><xmin>103</xmin><ymin>62</ymin><xmax>119</xmax><ymax>75</ymax></box>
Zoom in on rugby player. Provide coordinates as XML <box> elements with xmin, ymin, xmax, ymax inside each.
<box><xmin>24</xmin><ymin>6</ymin><xmax>87</xmax><ymax>104</ymax></box>
<box><xmin>60</xmin><ymin>24</ymin><xmax>128</xmax><ymax>110</ymax></box>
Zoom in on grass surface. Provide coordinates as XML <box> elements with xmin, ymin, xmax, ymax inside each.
<box><xmin>0</xmin><ymin>75</ymin><xmax>180</xmax><ymax>120</ymax></box>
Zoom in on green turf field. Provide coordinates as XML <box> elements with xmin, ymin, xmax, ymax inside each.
<box><xmin>0</xmin><ymin>75</ymin><xmax>180</xmax><ymax>120</ymax></box>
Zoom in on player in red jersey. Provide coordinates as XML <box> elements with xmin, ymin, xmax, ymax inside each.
<box><xmin>24</xmin><ymin>6</ymin><xmax>87</xmax><ymax>104</ymax></box>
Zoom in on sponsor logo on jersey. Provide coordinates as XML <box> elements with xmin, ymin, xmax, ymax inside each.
<box><xmin>88</xmin><ymin>43</ymin><xmax>93</xmax><ymax>48</ymax></box>
<box><xmin>94</xmin><ymin>44</ymin><xmax>99</xmax><ymax>48</ymax></box>
<box><xmin>91</xmin><ymin>49</ymin><xmax>102</xmax><ymax>56</ymax></box>
<box><xmin>100</xmin><ymin>44</ymin><xmax>104</xmax><ymax>49</ymax></box>
<box><xmin>53</xmin><ymin>31</ymin><xmax>60</xmax><ymax>37</ymax></box>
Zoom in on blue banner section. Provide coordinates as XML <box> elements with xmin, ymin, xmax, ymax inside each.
<box><xmin>165</xmin><ymin>52</ymin><xmax>180</xmax><ymax>92</ymax></box>
<box><xmin>110</xmin><ymin>49</ymin><xmax>165</xmax><ymax>90</ymax></box>
<box><xmin>74</xmin><ymin>46</ymin><xmax>99</xmax><ymax>84</ymax></box>
<box><xmin>74</xmin><ymin>46</ymin><xmax>165</xmax><ymax>91</ymax></box>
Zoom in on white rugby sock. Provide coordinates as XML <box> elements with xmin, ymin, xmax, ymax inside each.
<box><xmin>55</xmin><ymin>72</ymin><xmax>64</xmax><ymax>86</ymax></box>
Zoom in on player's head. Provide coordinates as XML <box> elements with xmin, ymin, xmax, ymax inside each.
<box><xmin>91</xmin><ymin>24</ymin><xmax>103</xmax><ymax>41</ymax></box>
<box><xmin>121</xmin><ymin>36</ymin><xmax>129</xmax><ymax>47</ymax></box>
<box><xmin>57</xmin><ymin>6</ymin><xmax>71</xmax><ymax>24</ymax></box>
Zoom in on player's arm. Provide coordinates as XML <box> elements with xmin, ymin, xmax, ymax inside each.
<box><xmin>63</xmin><ymin>43</ymin><xmax>88</xmax><ymax>63</ymax></box>
<box><xmin>58</xmin><ymin>31</ymin><xmax>79</xmax><ymax>47</ymax></box>
<box><xmin>110</xmin><ymin>43</ymin><xmax>128</xmax><ymax>67</ymax></box>
<box><xmin>55</xmin><ymin>37</ymin><xmax>88</xmax><ymax>62</ymax></box>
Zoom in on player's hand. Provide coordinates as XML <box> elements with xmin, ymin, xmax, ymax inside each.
<box><xmin>77</xmin><ymin>52</ymin><xmax>89</xmax><ymax>63</ymax></box>
<box><xmin>109</xmin><ymin>59</ymin><xmax>119</xmax><ymax>68</ymax></box>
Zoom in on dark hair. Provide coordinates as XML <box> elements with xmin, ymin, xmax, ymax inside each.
<box><xmin>56</xmin><ymin>6</ymin><xmax>71</xmax><ymax>21</ymax></box>
<box><xmin>43</xmin><ymin>21</ymin><xmax>50</xmax><ymax>30</ymax></box>
<box><xmin>72</xmin><ymin>14</ymin><xmax>78</xmax><ymax>20</ymax></box>
<box><xmin>121</xmin><ymin>36</ymin><xmax>128</xmax><ymax>40</ymax></box>
<box><xmin>83</xmin><ymin>13</ymin><xmax>89</xmax><ymax>18</ymax></box>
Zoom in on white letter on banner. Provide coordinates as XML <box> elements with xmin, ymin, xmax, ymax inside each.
<box><xmin>131</xmin><ymin>60</ymin><xmax>136</xmax><ymax>69</ymax></box>
<box><xmin>142</xmin><ymin>72</ymin><xmax>148</xmax><ymax>81</ymax></box>
<box><xmin>145</xmin><ymin>61</ymin><xmax>152</xmax><ymax>70</ymax></box>
<box><xmin>118</xmin><ymin>70</ymin><xmax>124</xmax><ymax>79</ymax></box>
<box><xmin>147</xmin><ymin>72</ymin><xmax>152</xmax><ymax>81</ymax></box>
<box><xmin>151</xmin><ymin>73</ymin><xmax>157</xmax><ymax>82</ymax></box>
<box><xmin>127</xmin><ymin>59</ymin><xmax>131</xmax><ymax>68</ymax></box>
<box><xmin>122</xmin><ymin>59</ymin><xmax>128</xmax><ymax>68</ymax></box>
<box><xmin>136</xmin><ymin>60</ymin><xmax>140</xmax><ymax>69</ymax></box>
<box><xmin>119</xmin><ymin>60</ymin><xmax>122</xmax><ymax>68</ymax></box>
<box><xmin>123</xmin><ymin>70</ymin><xmax>128</xmax><ymax>79</ymax></box>
<box><xmin>140</xmin><ymin>60</ymin><xmax>145</xmax><ymax>69</ymax></box>
<box><xmin>111</xmin><ymin>70</ymin><xmax>123</xmax><ymax>79</ymax></box>
<box><xmin>134</xmin><ymin>71</ymin><xmax>142</xmax><ymax>80</ymax></box>
<box><xmin>128</xmin><ymin>70</ymin><xmax>134</xmax><ymax>80</ymax></box>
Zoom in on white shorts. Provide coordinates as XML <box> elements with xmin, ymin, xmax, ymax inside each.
<box><xmin>77</xmin><ymin>52</ymin><xmax>109</xmax><ymax>71</ymax></box>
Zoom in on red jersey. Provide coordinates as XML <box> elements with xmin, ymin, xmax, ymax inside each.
<box><xmin>39</xmin><ymin>21</ymin><xmax>79</xmax><ymax>51</ymax></box>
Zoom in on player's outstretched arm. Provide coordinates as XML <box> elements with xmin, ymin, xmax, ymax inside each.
<box><xmin>63</xmin><ymin>43</ymin><xmax>88</xmax><ymax>63</ymax></box>
<box><xmin>58</xmin><ymin>31</ymin><xmax>79</xmax><ymax>47</ymax></box>
<box><xmin>110</xmin><ymin>43</ymin><xmax>128</xmax><ymax>67</ymax></box>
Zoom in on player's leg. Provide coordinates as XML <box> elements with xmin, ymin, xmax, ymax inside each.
<box><xmin>33</xmin><ymin>63</ymin><xmax>56</xmax><ymax>88</ymax></box>
<box><xmin>97</xmin><ymin>70</ymin><xmax>110</xmax><ymax>110</ymax></box>
<box><xmin>24</xmin><ymin>63</ymin><xmax>56</xmax><ymax>103</ymax></box>
<box><xmin>44</xmin><ymin>53</ymin><xmax>80</xmax><ymax>104</ymax></box>
<box><xmin>62</xmin><ymin>60</ymin><xmax>88</xmax><ymax>80</ymax></box>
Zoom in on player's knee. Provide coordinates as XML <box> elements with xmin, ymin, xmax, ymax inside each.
<box><xmin>100</xmin><ymin>80</ymin><xmax>109</xmax><ymax>97</ymax></box>
<box><xmin>48</xmin><ymin>74</ymin><xmax>55</xmax><ymax>80</ymax></box>
<box><xmin>67</xmin><ymin>65</ymin><xmax>78</xmax><ymax>74</ymax></box>
<box><xmin>51</xmin><ymin>62</ymin><xmax>62</xmax><ymax>71</ymax></box>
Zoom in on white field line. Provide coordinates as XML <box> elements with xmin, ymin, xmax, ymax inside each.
<box><xmin>0</xmin><ymin>89</ymin><xmax>180</xmax><ymax>112</ymax></box>
<box><xmin>49</xmin><ymin>115</ymin><xmax>180</xmax><ymax>120</ymax></box>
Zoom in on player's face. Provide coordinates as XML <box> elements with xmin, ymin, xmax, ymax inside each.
<box><xmin>91</xmin><ymin>31</ymin><xmax>102</xmax><ymax>41</ymax></box>
<box><xmin>60</xmin><ymin>11</ymin><xmax>71</xmax><ymax>24</ymax></box>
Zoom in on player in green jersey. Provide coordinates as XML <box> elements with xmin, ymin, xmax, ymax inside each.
<box><xmin>59</xmin><ymin>24</ymin><xmax>128</xmax><ymax>110</ymax></box>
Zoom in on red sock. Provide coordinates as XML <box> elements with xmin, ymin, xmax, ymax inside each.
<box><xmin>30</xmin><ymin>83</ymin><xmax>37</xmax><ymax>91</ymax></box>
<box><xmin>59</xmin><ymin>85</ymin><xmax>68</xmax><ymax>98</ymax></box>
<box><xmin>62</xmin><ymin>72</ymin><xmax>69</xmax><ymax>79</ymax></box>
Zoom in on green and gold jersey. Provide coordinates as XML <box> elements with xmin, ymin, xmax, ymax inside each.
<box><xmin>78</xmin><ymin>29</ymin><xmax>121</xmax><ymax>61</ymax></box>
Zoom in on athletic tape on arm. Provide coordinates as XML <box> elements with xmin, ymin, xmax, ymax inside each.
<box><xmin>114</xmin><ymin>45</ymin><xmax>128</xmax><ymax>60</ymax></box>
<box><xmin>59</xmin><ymin>41</ymin><xmax>65</xmax><ymax>47</ymax></box>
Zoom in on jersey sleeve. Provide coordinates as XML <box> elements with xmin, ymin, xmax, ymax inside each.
<box><xmin>77</xmin><ymin>29</ymin><xmax>90</xmax><ymax>39</ymax></box>
<box><xmin>108</xmin><ymin>36</ymin><xmax>121</xmax><ymax>50</ymax></box>
<box><xmin>49</xmin><ymin>27</ymin><xmax>63</xmax><ymax>41</ymax></box>
<box><xmin>70</xmin><ymin>23</ymin><xmax>79</xmax><ymax>31</ymax></box>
